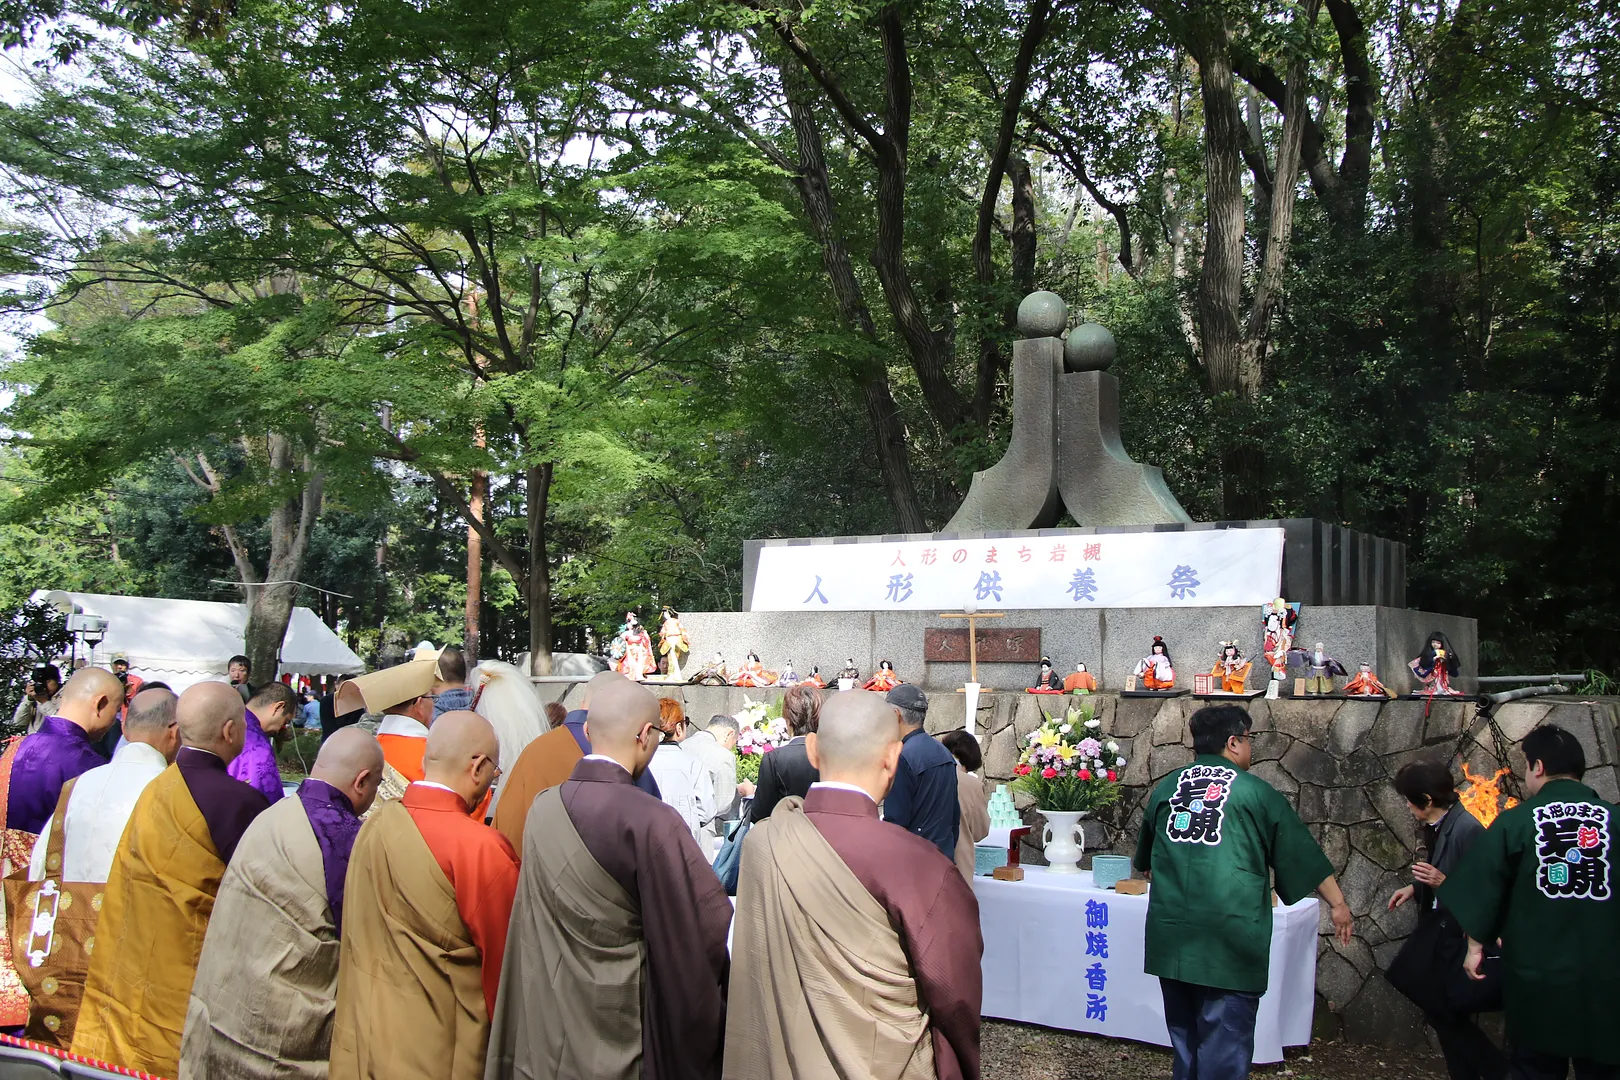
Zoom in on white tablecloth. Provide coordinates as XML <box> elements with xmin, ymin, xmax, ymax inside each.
<box><xmin>972</xmin><ymin>867</ymin><xmax>1318</xmax><ymax>1063</ymax></box>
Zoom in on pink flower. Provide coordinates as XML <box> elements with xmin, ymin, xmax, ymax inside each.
<box><xmin>1041</xmin><ymin>767</ymin><xmax>1057</xmax><ymax>779</ymax></box>
<box><xmin>1015</xmin><ymin>763</ymin><xmax>1031</xmax><ymax>776</ymax></box>
<box><xmin>760</xmin><ymin>744</ymin><xmax>774</xmax><ymax>753</ymax></box>
<box><xmin>1078</xmin><ymin>769</ymin><xmax>1092</xmax><ymax>781</ymax></box>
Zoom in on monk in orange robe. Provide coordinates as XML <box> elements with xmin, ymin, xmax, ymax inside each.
<box><xmin>330</xmin><ymin>710</ymin><xmax>519</xmax><ymax>1080</ymax></box>
<box><xmin>73</xmin><ymin>682</ymin><xmax>272</xmax><ymax>1078</ymax></box>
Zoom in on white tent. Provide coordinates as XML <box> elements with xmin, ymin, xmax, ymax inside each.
<box><xmin>33</xmin><ymin>590</ymin><xmax>364</xmax><ymax>691</ymax></box>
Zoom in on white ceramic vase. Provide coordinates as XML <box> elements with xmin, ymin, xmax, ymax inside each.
<box><xmin>1040</xmin><ymin>809</ymin><xmax>1089</xmax><ymax>874</ymax></box>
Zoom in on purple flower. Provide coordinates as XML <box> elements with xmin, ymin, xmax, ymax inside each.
<box><xmin>1078</xmin><ymin>738</ymin><xmax>1102</xmax><ymax>758</ymax></box>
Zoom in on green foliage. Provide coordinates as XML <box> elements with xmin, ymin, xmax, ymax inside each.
<box><xmin>0</xmin><ymin>598</ymin><xmax>74</xmax><ymax>731</ymax></box>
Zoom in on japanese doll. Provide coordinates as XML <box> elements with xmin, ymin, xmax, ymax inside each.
<box><xmin>862</xmin><ymin>660</ymin><xmax>901</xmax><ymax>692</ymax></box>
<box><xmin>731</xmin><ymin>652</ymin><xmax>777</xmax><ymax>687</ymax></box>
<box><xmin>1262</xmin><ymin>598</ymin><xmax>1298</xmax><ymax>682</ymax></box>
<box><xmin>1133</xmin><ymin>637</ymin><xmax>1176</xmax><ymax>690</ymax></box>
<box><xmin>835</xmin><ymin>659</ymin><xmax>861</xmax><ymax>688</ymax></box>
<box><xmin>658</xmin><ymin>607</ymin><xmax>690</xmax><ymax>681</ymax></box>
<box><xmin>776</xmin><ymin>659</ymin><xmax>800</xmax><ymax>687</ymax></box>
<box><xmin>612</xmin><ymin>613</ymin><xmax>657</xmax><ymax>680</ymax></box>
<box><xmin>1209</xmin><ymin>641</ymin><xmax>1252</xmax><ymax>693</ymax></box>
<box><xmin>1063</xmin><ymin>662</ymin><xmax>1098</xmax><ymax>694</ymax></box>
<box><xmin>1409</xmin><ymin>632</ymin><xmax>1462</xmax><ymax>696</ymax></box>
<box><xmin>688</xmin><ymin>653</ymin><xmax>729</xmax><ymax>686</ymax></box>
<box><xmin>1027</xmin><ymin>657</ymin><xmax>1064</xmax><ymax>693</ymax></box>
<box><xmin>1288</xmin><ymin>643</ymin><xmax>1348</xmax><ymax>694</ymax></box>
<box><xmin>1343</xmin><ymin>662</ymin><xmax>1392</xmax><ymax>698</ymax></box>
<box><xmin>801</xmin><ymin>666</ymin><xmax>827</xmax><ymax>689</ymax></box>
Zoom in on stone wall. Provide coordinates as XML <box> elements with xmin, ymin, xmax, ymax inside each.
<box><xmin>549</xmin><ymin>681</ymin><xmax>1620</xmax><ymax>1049</ymax></box>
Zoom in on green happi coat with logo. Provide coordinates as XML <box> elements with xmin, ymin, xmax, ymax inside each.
<box><xmin>1436</xmin><ymin>778</ymin><xmax>1620</xmax><ymax>1064</ymax></box>
<box><xmin>1133</xmin><ymin>754</ymin><xmax>1333</xmax><ymax>994</ymax></box>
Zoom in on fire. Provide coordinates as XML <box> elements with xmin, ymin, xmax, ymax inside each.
<box><xmin>1458</xmin><ymin>764</ymin><xmax>1520</xmax><ymax>827</ymax></box>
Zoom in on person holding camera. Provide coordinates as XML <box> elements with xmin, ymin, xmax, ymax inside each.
<box><xmin>12</xmin><ymin>663</ymin><xmax>63</xmax><ymax>735</ymax></box>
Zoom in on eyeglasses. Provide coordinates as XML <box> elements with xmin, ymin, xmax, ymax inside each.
<box><xmin>475</xmin><ymin>755</ymin><xmax>502</xmax><ymax>779</ymax></box>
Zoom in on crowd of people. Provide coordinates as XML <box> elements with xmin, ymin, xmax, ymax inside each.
<box><xmin>0</xmin><ymin>652</ymin><xmax>1610</xmax><ymax>1080</ymax></box>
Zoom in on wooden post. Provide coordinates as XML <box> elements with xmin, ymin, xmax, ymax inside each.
<box><xmin>939</xmin><ymin>611</ymin><xmax>1005</xmax><ymax>691</ymax></box>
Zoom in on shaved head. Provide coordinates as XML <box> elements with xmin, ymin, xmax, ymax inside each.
<box><xmin>55</xmin><ymin>667</ymin><xmax>126</xmax><ymax>737</ymax></box>
<box><xmin>580</xmin><ymin>670</ymin><xmax>626</xmax><ymax>710</ymax></box>
<box><xmin>124</xmin><ymin>686</ymin><xmax>178</xmax><ymax>740</ymax></box>
<box><xmin>422</xmin><ymin>710</ymin><xmax>500</xmax><ymax>808</ymax></box>
<box><xmin>806</xmin><ymin>691</ymin><xmax>904</xmax><ymax>802</ymax></box>
<box><xmin>313</xmin><ymin>727</ymin><xmax>385</xmax><ymax>815</ymax></box>
<box><xmin>177</xmin><ymin>681</ymin><xmax>248</xmax><ymax>762</ymax></box>
<box><xmin>582</xmin><ymin>678</ymin><xmax>661</xmax><ymax>777</ymax></box>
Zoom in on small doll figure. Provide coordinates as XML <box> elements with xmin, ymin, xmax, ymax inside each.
<box><xmin>1063</xmin><ymin>662</ymin><xmax>1098</xmax><ymax>694</ymax></box>
<box><xmin>1410</xmin><ymin>632</ymin><xmax>1462</xmax><ymax>696</ymax></box>
<box><xmin>658</xmin><ymin>607</ymin><xmax>690</xmax><ymax>681</ymax></box>
<box><xmin>1343</xmin><ymin>662</ymin><xmax>1392</xmax><ymax>698</ymax></box>
<box><xmin>1289</xmin><ymin>642</ymin><xmax>1347</xmax><ymax>694</ymax></box>
<box><xmin>1210</xmin><ymin>641</ymin><xmax>1252</xmax><ymax>693</ymax></box>
<box><xmin>612</xmin><ymin>613</ymin><xmax>657</xmax><ymax>680</ymax></box>
<box><xmin>731</xmin><ymin>651</ymin><xmax>776</xmax><ymax>687</ymax></box>
<box><xmin>801</xmin><ymin>665</ymin><xmax>827</xmax><ymax>689</ymax></box>
<box><xmin>1134</xmin><ymin>637</ymin><xmax>1176</xmax><ymax>690</ymax></box>
<box><xmin>1262</xmin><ymin>598</ymin><xmax>1298</xmax><ymax>682</ymax></box>
<box><xmin>1027</xmin><ymin>657</ymin><xmax>1064</xmax><ymax>693</ymax></box>
<box><xmin>836</xmin><ymin>658</ymin><xmax>861</xmax><ymax>687</ymax></box>
<box><xmin>776</xmin><ymin>659</ymin><xmax>800</xmax><ymax>687</ymax></box>
<box><xmin>863</xmin><ymin>660</ymin><xmax>901</xmax><ymax>692</ymax></box>
<box><xmin>688</xmin><ymin>652</ymin><xmax>729</xmax><ymax>686</ymax></box>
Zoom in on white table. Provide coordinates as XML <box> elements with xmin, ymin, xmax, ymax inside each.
<box><xmin>972</xmin><ymin>867</ymin><xmax>1318</xmax><ymax>1063</ymax></box>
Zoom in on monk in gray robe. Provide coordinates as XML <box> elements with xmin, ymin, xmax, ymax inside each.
<box><xmin>724</xmin><ymin>690</ymin><xmax>983</xmax><ymax>1080</ymax></box>
<box><xmin>179</xmin><ymin>728</ymin><xmax>383</xmax><ymax>1080</ymax></box>
<box><xmin>485</xmin><ymin>678</ymin><xmax>731</xmax><ymax>1080</ymax></box>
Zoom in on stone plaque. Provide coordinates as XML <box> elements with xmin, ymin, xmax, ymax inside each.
<box><xmin>923</xmin><ymin>628</ymin><xmax>1041</xmax><ymax>664</ymax></box>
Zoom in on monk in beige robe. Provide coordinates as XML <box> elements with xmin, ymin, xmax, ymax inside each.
<box><xmin>73</xmin><ymin>682</ymin><xmax>272</xmax><ymax>1077</ymax></box>
<box><xmin>725</xmin><ymin>691</ymin><xmax>983</xmax><ymax>1080</ymax></box>
<box><xmin>179</xmin><ymin>728</ymin><xmax>383</xmax><ymax>1080</ymax></box>
<box><xmin>330</xmin><ymin>711</ymin><xmax>518</xmax><ymax>1080</ymax></box>
<box><xmin>486</xmin><ymin>678</ymin><xmax>730</xmax><ymax>1080</ymax></box>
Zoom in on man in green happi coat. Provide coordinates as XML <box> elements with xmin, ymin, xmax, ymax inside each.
<box><xmin>1135</xmin><ymin>705</ymin><xmax>1354</xmax><ymax>1080</ymax></box>
<box><xmin>1438</xmin><ymin>724</ymin><xmax>1620</xmax><ymax>1080</ymax></box>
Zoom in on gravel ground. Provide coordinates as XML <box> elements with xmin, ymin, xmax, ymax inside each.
<box><xmin>982</xmin><ymin>1021</ymin><xmax>1449</xmax><ymax>1080</ymax></box>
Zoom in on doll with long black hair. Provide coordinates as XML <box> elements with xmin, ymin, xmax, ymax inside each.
<box><xmin>1409</xmin><ymin>631</ymin><xmax>1462</xmax><ymax>696</ymax></box>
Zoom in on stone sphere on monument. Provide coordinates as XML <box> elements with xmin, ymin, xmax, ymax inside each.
<box><xmin>1016</xmin><ymin>291</ymin><xmax>1068</xmax><ymax>339</ymax></box>
<box><xmin>1063</xmin><ymin>321</ymin><xmax>1117</xmax><ymax>372</ymax></box>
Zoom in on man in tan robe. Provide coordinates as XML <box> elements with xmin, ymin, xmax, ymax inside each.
<box><xmin>486</xmin><ymin>678</ymin><xmax>731</xmax><ymax>1080</ymax></box>
<box><xmin>330</xmin><ymin>711</ymin><xmax>518</xmax><ymax>1080</ymax></box>
<box><xmin>725</xmin><ymin>690</ymin><xmax>983</xmax><ymax>1080</ymax></box>
<box><xmin>179</xmin><ymin>727</ymin><xmax>383</xmax><ymax>1080</ymax></box>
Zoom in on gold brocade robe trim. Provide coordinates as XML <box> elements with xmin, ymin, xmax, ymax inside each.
<box><xmin>72</xmin><ymin>764</ymin><xmax>225</xmax><ymax>1079</ymax></box>
<box><xmin>329</xmin><ymin>800</ymin><xmax>487</xmax><ymax>1080</ymax></box>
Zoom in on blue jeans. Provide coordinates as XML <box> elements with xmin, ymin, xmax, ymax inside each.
<box><xmin>1160</xmin><ymin>978</ymin><xmax>1262</xmax><ymax>1080</ymax></box>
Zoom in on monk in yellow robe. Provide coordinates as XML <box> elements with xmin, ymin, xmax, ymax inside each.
<box><xmin>72</xmin><ymin>682</ymin><xmax>272</xmax><ymax>1077</ymax></box>
<box><xmin>330</xmin><ymin>711</ymin><xmax>518</xmax><ymax>1080</ymax></box>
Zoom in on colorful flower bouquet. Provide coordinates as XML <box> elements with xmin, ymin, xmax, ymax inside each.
<box><xmin>1011</xmin><ymin>700</ymin><xmax>1127</xmax><ymax>812</ymax></box>
<box><xmin>734</xmin><ymin>696</ymin><xmax>788</xmax><ymax>784</ymax></box>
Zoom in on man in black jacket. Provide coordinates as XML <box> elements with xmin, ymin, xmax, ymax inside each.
<box><xmin>748</xmin><ymin>684</ymin><xmax>822</xmax><ymax>822</ymax></box>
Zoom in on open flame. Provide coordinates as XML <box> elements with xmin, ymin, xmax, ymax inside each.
<box><xmin>1458</xmin><ymin>764</ymin><xmax>1520</xmax><ymax>827</ymax></box>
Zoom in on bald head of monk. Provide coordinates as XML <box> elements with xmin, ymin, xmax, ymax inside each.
<box><xmin>582</xmin><ymin>677</ymin><xmax>661</xmax><ymax>778</ymax></box>
<box><xmin>123</xmin><ymin>686</ymin><xmax>181</xmax><ymax>762</ymax></box>
<box><xmin>177</xmin><ymin>681</ymin><xmax>248</xmax><ymax>764</ymax></box>
<box><xmin>311</xmin><ymin>726</ymin><xmax>385</xmax><ymax>816</ymax></box>
<box><xmin>54</xmin><ymin>667</ymin><xmax>126</xmax><ymax>739</ymax></box>
<box><xmin>579</xmin><ymin>669</ymin><xmax>626</xmax><ymax>711</ymax></box>
<box><xmin>806</xmin><ymin>690</ymin><xmax>904</xmax><ymax>803</ymax></box>
<box><xmin>422</xmin><ymin>710</ymin><xmax>501</xmax><ymax>811</ymax></box>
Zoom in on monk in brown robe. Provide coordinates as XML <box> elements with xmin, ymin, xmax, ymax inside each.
<box><xmin>179</xmin><ymin>727</ymin><xmax>384</xmax><ymax>1080</ymax></box>
<box><xmin>488</xmin><ymin>671</ymin><xmax>621</xmax><ymax>851</ymax></box>
<box><xmin>724</xmin><ymin>690</ymin><xmax>983</xmax><ymax>1080</ymax></box>
<box><xmin>330</xmin><ymin>711</ymin><xmax>518</xmax><ymax>1080</ymax></box>
<box><xmin>485</xmin><ymin>677</ymin><xmax>731</xmax><ymax>1080</ymax></box>
<box><xmin>73</xmin><ymin>681</ymin><xmax>272</xmax><ymax>1077</ymax></box>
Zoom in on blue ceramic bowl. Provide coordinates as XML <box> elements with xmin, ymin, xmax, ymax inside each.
<box><xmin>1091</xmin><ymin>854</ymin><xmax>1132</xmax><ymax>889</ymax></box>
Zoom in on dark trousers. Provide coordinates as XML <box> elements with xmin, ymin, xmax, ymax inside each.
<box><xmin>1432</xmin><ymin>1016</ymin><xmax>1507</xmax><ymax>1080</ymax></box>
<box><xmin>1510</xmin><ymin>1052</ymin><xmax>1620</xmax><ymax>1080</ymax></box>
<box><xmin>1160</xmin><ymin>978</ymin><xmax>1261</xmax><ymax>1080</ymax></box>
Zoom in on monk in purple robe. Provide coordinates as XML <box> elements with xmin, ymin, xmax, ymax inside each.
<box><xmin>181</xmin><ymin>726</ymin><xmax>383</xmax><ymax>1079</ymax></box>
<box><xmin>231</xmin><ymin>682</ymin><xmax>298</xmax><ymax>803</ymax></box>
<box><xmin>725</xmin><ymin>690</ymin><xmax>984</xmax><ymax>1080</ymax></box>
<box><xmin>74</xmin><ymin>682</ymin><xmax>272</xmax><ymax>1077</ymax></box>
<box><xmin>486</xmin><ymin>677</ymin><xmax>731</xmax><ymax>1080</ymax></box>
<box><xmin>5</xmin><ymin>667</ymin><xmax>121</xmax><ymax>835</ymax></box>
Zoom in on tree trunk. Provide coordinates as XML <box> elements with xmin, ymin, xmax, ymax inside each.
<box><xmin>466</xmin><ymin>464</ymin><xmax>486</xmax><ymax>663</ymax></box>
<box><xmin>1191</xmin><ymin>23</ymin><xmax>1250</xmax><ymax>399</ymax></box>
<box><xmin>525</xmin><ymin>462</ymin><xmax>554</xmax><ymax>675</ymax></box>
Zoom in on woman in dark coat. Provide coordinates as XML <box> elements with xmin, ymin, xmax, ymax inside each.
<box><xmin>1385</xmin><ymin>760</ymin><xmax>1504</xmax><ymax>1080</ymax></box>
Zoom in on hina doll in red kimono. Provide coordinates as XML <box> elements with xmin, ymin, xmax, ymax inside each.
<box><xmin>862</xmin><ymin>660</ymin><xmax>901</xmax><ymax>692</ymax></box>
<box><xmin>1342</xmin><ymin>662</ymin><xmax>1391</xmax><ymax>698</ymax></box>
<box><xmin>731</xmin><ymin>653</ymin><xmax>775</xmax><ymax>688</ymax></box>
<box><xmin>1134</xmin><ymin>637</ymin><xmax>1176</xmax><ymax>690</ymax></box>
<box><xmin>612</xmin><ymin>613</ymin><xmax>656</xmax><ymax>680</ymax></box>
<box><xmin>1409</xmin><ymin>632</ymin><xmax>1461</xmax><ymax>696</ymax></box>
<box><xmin>800</xmin><ymin>666</ymin><xmax>827</xmax><ymax>689</ymax></box>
